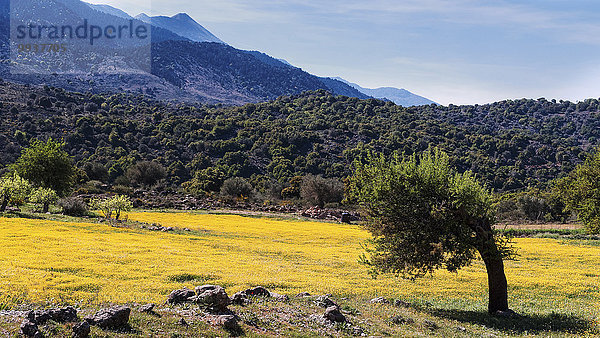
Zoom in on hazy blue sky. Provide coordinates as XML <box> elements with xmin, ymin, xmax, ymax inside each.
<box><xmin>88</xmin><ymin>0</ymin><xmax>600</xmax><ymax>105</ymax></box>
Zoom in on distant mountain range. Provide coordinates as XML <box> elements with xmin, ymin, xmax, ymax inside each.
<box><xmin>334</xmin><ymin>78</ymin><xmax>436</xmax><ymax>106</ymax></box>
<box><xmin>0</xmin><ymin>0</ymin><xmax>429</xmax><ymax>105</ymax></box>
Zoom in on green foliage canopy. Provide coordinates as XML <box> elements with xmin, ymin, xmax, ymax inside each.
<box><xmin>347</xmin><ymin>149</ymin><xmax>515</xmax><ymax>313</ymax></box>
<box><xmin>12</xmin><ymin>138</ymin><xmax>74</xmax><ymax>196</ymax></box>
<box><xmin>555</xmin><ymin>149</ymin><xmax>600</xmax><ymax>234</ymax></box>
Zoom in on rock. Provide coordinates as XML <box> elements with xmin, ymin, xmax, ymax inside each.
<box><xmin>271</xmin><ymin>292</ymin><xmax>290</xmax><ymax>302</ymax></box>
<box><xmin>27</xmin><ymin>307</ymin><xmax>78</xmax><ymax>324</ymax></box>
<box><xmin>72</xmin><ymin>321</ymin><xmax>91</xmax><ymax>338</ymax></box>
<box><xmin>493</xmin><ymin>309</ymin><xmax>520</xmax><ymax>318</ymax></box>
<box><xmin>230</xmin><ymin>292</ymin><xmax>248</xmax><ymax>305</ymax></box>
<box><xmin>167</xmin><ymin>288</ymin><xmax>195</xmax><ymax>304</ymax></box>
<box><xmin>456</xmin><ymin>326</ymin><xmax>467</xmax><ymax>332</ymax></box>
<box><xmin>370</xmin><ymin>297</ymin><xmax>389</xmax><ymax>304</ymax></box>
<box><xmin>341</xmin><ymin>213</ymin><xmax>352</xmax><ymax>223</ymax></box>
<box><xmin>424</xmin><ymin>319</ymin><xmax>438</xmax><ymax>330</ymax></box>
<box><xmin>26</xmin><ymin>311</ymin><xmax>50</xmax><ymax>325</ymax></box>
<box><xmin>213</xmin><ymin>315</ymin><xmax>239</xmax><ymax>331</ymax></box>
<box><xmin>295</xmin><ymin>292</ymin><xmax>311</xmax><ymax>298</ymax></box>
<box><xmin>194</xmin><ymin>285</ymin><xmax>231</xmax><ymax>312</ymax></box>
<box><xmin>243</xmin><ymin>286</ymin><xmax>271</xmax><ymax>297</ymax></box>
<box><xmin>323</xmin><ymin>306</ymin><xmax>346</xmax><ymax>323</ymax></box>
<box><xmin>20</xmin><ymin>320</ymin><xmax>39</xmax><ymax>337</ymax></box>
<box><xmin>139</xmin><ymin>303</ymin><xmax>155</xmax><ymax>313</ymax></box>
<box><xmin>394</xmin><ymin>299</ymin><xmax>410</xmax><ymax>307</ymax></box>
<box><xmin>85</xmin><ymin>306</ymin><xmax>131</xmax><ymax>329</ymax></box>
<box><xmin>390</xmin><ymin>315</ymin><xmax>414</xmax><ymax>325</ymax></box>
<box><xmin>315</xmin><ymin>295</ymin><xmax>338</xmax><ymax>308</ymax></box>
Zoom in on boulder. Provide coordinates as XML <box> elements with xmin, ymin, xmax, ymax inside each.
<box><xmin>315</xmin><ymin>295</ymin><xmax>338</xmax><ymax>308</ymax></box>
<box><xmin>295</xmin><ymin>292</ymin><xmax>311</xmax><ymax>298</ymax></box>
<box><xmin>139</xmin><ymin>303</ymin><xmax>155</xmax><ymax>314</ymax></box>
<box><xmin>424</xmin><ymin>319</ymin><xmax>438</xmax><ymax>330</ymax></box>
<box><xmin>390</xmin><ymin>315</ymin><xmax>414</xmax><ymax>325</ymax></box>
<box><xmin>194</xmin><ymin>285</ymin><xmax>231</xmax><ymax>312</ymax></box>
<box><xmin>213</xmin><ymin>315</ymin><xmax>239</xmax><ymax>331</ymax></box>
<box><xmin>323</xmin><ymin>306</ymin><xmax>346</xmax><ymax>323</ymax></box>
<box><xmin>271</xmin><ymin>293</ymin><xmax>289</xmax><ymax>302</ymax></box>
<box><xmin>167</xmin><ymin>288</ymin><xmax>195</xmax><ymax>304</ymax></box>
<box><xmin>493</xmin><ymin>309</ymin><xmax>520</xmax><ymax>318</ymax></box>
<box><xmin>370</xmin><ymin>297</ymin><xmax>389</xmax><ymax>304</ymax></box>
<box><xmin>72</xmin><ymin>321</ymin><xmax>91</xmax><ymax>338</ymax></box>
<box><xmin>85</xmin><ymin>306</ymin><xmax>131</xmax><ymax>329</ymax></box>
<box><xmin>243</xmin><ymin>286</ymin><xmax>271</xmax><ymax>297</ymax></box>
<box><xmin>20</xmin><ymin>320</ymin><xmax>39</xmax><ymax>337</ymax></box>
<box><xmin>230</xmin><ymin>292</ymin><xmax>248</xmax><ymax>305</ymax></box>
<box><xmin>26</xmin><ymin>307</ymin><xmax>78</xmax><ymax>324</ymax></box>
<box><xmin>394</xmin><ymin>299</ymin><xmax>410</xmax><ymax>307</ymax></box>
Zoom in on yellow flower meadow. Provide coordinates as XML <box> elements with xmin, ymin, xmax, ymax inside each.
<box><xmin>0</xmin><ymin>211</ymin><xmax>598</xmax><ymax>321</ymax></box>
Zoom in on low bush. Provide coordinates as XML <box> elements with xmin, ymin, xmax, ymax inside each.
<box><xmin>220</xmin><ymin>177</ymin><xmax>254</xmax><ymax>200</ymax></box>
<box><xmin>300</xmin><ymin>175</ymin><xmax>344</xmax><ymax>207</ymax></box>
<box><xmin>58</xmin><ymin>197</ymin><xmax>88</xmax><ymax>216</ymax></box>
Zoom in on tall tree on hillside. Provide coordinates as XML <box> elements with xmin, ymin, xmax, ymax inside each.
<box><xmin>554</xmin><ymin>148</ymin><xmax>600</xmax><ymax>234</ymax></box>
<box><xmin>12</xmin><ymin>138</ymin><xmax>74</xmax><ymax>196</ymax></box>
<box><xmin>347</xmin><ymin>149</ymin><xmax>516</xmax><ymax>314</ymax></box>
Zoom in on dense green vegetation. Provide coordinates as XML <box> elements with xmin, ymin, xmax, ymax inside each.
<box><xmin>1</xmin><ymin>83</ymin><xmax>600</xmax><ymax>201</ymax></box>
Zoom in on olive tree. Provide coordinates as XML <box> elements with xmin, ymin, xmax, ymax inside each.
<box><xmin>30</xmin><ymin>187</ymin><xmax>59</xmax><ymax>213</ymax></box>
<box><xmin>347</xmin><ymin>149</ymin><xmax>515</xmax><ymax>314</ymax></box>
<box><xmin>92</xmin><ymin>195</ymin><xmax>132</xmax><ymax>220</ymax></box>
<box><xmin>12</xmin><ymin>138</ymin><xmax>74</xmax><ymax>196</ymax></box>
<box><xmin>0</xmin><ymin>174</ymin><xmax>32</xmax><ymax>212</ymax></box>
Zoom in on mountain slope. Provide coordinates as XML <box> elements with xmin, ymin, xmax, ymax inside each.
<box><xmin>335</xmin><ymin>77</ymin><xmax>436</xmax><ymax>106</ymax></box>
<box><xmin>86</xmin><ymin>3</ymin><xmax>132</xmax><ymax>19</ymax></box>
<box><xmin>135</xmin><ymin>13</ymin><xmax>223</xmax><ymax>43</ymax></box>
<box><xmin>151</xmin><ymin>40</ymin><xmax>370</xmax><ymax>104</ymax></box>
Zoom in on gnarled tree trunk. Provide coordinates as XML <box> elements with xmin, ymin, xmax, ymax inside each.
<box><xmin>474</xmin><ymin>218</ymin><xmax>510</xmax><ymax>314</ymax></box>
<box><xmin>479</xmin><ymin>246</ymin><xmax>509</xmax><ymax>314</ymax></box>
<box><xmin>0</xmin><ymin>196</ymin><xmax>9</xmax><ymax>212</ymax></box>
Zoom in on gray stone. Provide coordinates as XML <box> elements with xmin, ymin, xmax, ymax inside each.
<box><xmin>493</xmin><ymin>309</ymin><xmax>520</xmax><ymax>318</ymax></box>
<box><xmin>295</xmin><ymin>292</ymin><xmax>311</xmax><ymax>298</ymax></box>
<box><xmin>214</xmin><ymin>315</ymin><xmax>239</xmax><ymax>331</ymax></box>
<box><xmin>20</xmin><ymin>320</ymin><xmax>39</xmax><ymax>337</ymax></box>
<box><xmin>243</xmin><ymin>286</ymin><xmax>271</xmax><ymax>297</ymax></box>
<box><xmin>394</xmin><ymin>299</ymin><xmax>410</xmax><ymax>307</ymax></box>
<box><xmin>323</xmin><ymin>306</ymin><xmax>346</xmax><ymax>323</ymax></box>
<box><xmin>72</xmin><ymin>321</ymin><xmax>90</xmax><ymax>338</ymax></box>
<box><xmin>139</xmin><ymin>303</ymin><xmax>155</xmax><ymax>313</ymax></box>
<box><xmin>271</xmin><ymin>292</ymin><xmax>289</xmax><ymax>301</ymax></box>
<box><xmin>194</xmin><ymin>285</ymin><xmax>231</xmax><ymax>312</ymax></box>
<box><xmin>167</xmin><ymin>288</ymin><xmax>195</xmax><ymax>304</ymax></box>
<box><xmin>424</xmin><ymin>319</ymin><xmax>438</xmax><ymax>330</ymax></box>
<box><xmin>230</xmin><ymin>292</ymin><xmax>248</xmax><ymax>305</ymax></box>
<box><xmin>370</xmin><ymin>297</ymin><xmax>389</xmax><ymax>304</ymax></box>
<box><xmin>315</xmin><ymin>295</ymin><xmax>338</xmax><ymax>308</ymax></box>
<box><xmin>27</xmin><ymin>307</ymin><xmax>78</xmax><ymax>324</ymax></box>
<box><xmin>85</xmin><ymin>306</ymin><xmax>130</xmax><ymax>329</ymax></box>
<box><xmin>390</xmin><ymin>315</ymin><xmax>413</xmax><ymax>325</ymax></box>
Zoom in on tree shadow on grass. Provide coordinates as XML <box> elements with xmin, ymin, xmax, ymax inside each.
<box><xmin>429</xmin><ymin>308</ymin><xmax>595</xmax><ymax>335</ymax></box>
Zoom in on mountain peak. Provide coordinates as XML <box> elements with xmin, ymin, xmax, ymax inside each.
<box><xmin>334</xmin><ymin>77</ymin><xmax>436</xmax><ymax>106</ymax></box>
<box><xmin>172</xmin><ymin>13</ymin><xmax>194</xmax><ymax>21</ymax></box>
